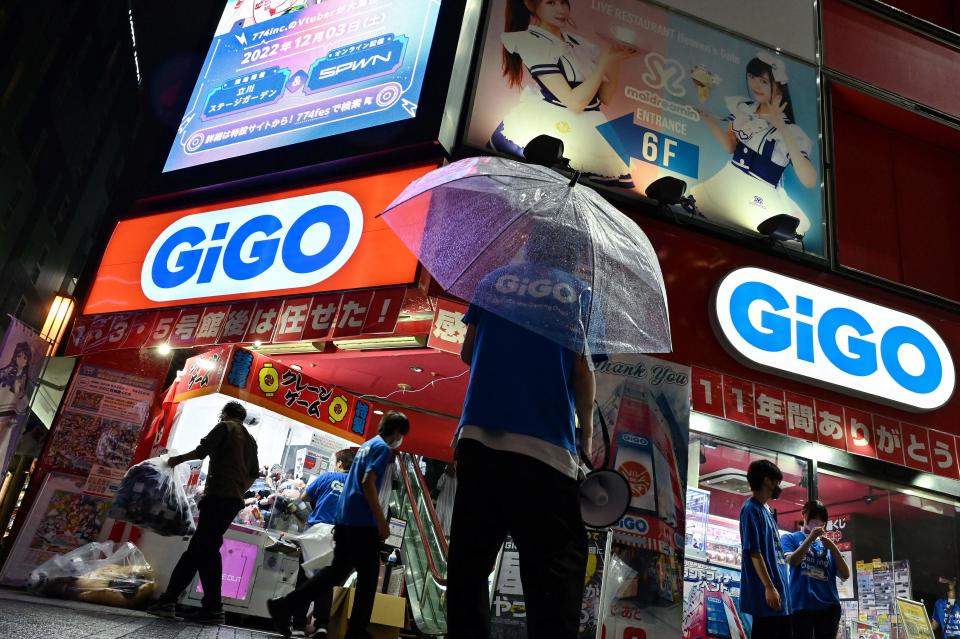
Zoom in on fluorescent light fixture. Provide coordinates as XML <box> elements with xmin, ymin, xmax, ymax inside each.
<box><xmin>332</xmin><ymin>335</ymin><xmax>427</xmax><ymax>351</ymax></box>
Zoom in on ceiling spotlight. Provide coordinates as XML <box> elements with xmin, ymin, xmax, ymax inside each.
<box><xmin>253</xmin><ymin>340</ymin><xmax>263</xmax><ymax>348</ymax></box>
<box><xmin>397</xmin><ymin>383</ymin><xmax>412</xmax><ymax>391</ymax></box>
<box><xmin>757</xmin><ymin>214</ymin><xmax>803</xmax><ymax>245</ymax></box>
<box><xmin>409</xmin><ymin>366</ymin><xmax>423</xmax><ymax>373</ymax></box>
<box><xmin>373</xmin><ymin>409</ymin><xmax>384</xmax><ymax>415</ymax></box>
<box><xmin>645</xmin><ymin>176</ymin><xmax>702</xmax><ymax>217</ymax></box>
<box><xmin>157</xmin><ymin>344</ymin><xmax>171</xmax><ymax>355</ymax></box>
<box><xmin>289</xmin><ymin>364</ymin><xmax>302</xmax><ymax>371</ymax></box>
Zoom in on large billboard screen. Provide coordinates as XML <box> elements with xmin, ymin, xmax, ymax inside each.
<box><xmin>465</xmin><ymin>0</ymin><xmax>825</xmax><ymax>255</ymax></box>
<box><xmin>163</xmin><ymin>0</ymin><xmax>442</xmax><ymax>173</ymax></box>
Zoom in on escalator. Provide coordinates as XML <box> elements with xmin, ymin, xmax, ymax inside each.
<box><xmin>391</xmin><ymin>452</ymin><xmax>448</xmax><ymax>636</ymax></box>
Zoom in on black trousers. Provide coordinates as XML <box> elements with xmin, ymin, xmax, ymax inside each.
<box><xmin>751</xmin><ymin>614</ymin><xmax>795</xmax><ymax>639</ymax></box>
<box><xmin>281</xmin><ymin>525</ymin><xmax>380</xmax><ymax>636</ymax></box>
<box><xmin>792</xmin><ymin>604</ymin><xmax>842</xmax><ymax>639</ymax></box>
<box><xmin>164</xmin><ymin>495</ymin><xmax>243</xmax><ymax>610</ymax></box>
<box><xmin>292</xmin><ymin>564</ymin><xmax>335</xmax><ymax>628</ymax></box>
<box><xmin>446</xmin><ymin>439</ymin><xmax>588</xmax><ymax>639</ymax></box>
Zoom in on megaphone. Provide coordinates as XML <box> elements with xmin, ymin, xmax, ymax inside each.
<box><xmin>580</xmin><ymin>468</ymin><xmax>631</xmax><ymax>529</ymax></box>
<box><xmin>578</xmin><ymin>401</ymin><xmax>631</xmax><ymax>529</ymax></box>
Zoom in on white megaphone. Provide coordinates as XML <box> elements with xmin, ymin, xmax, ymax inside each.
<box><xmin>578</xmin><ymin>402</ymin><xmax>631</xmax><ymax>529</ymax></box>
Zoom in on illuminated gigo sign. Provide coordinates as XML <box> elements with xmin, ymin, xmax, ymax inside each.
<box><xmin>141</xmin><ymin>192</ymin><xmax>363</xmax><ymax>302</ymax></box>
<box><xmin>712</xmin><ymin>267</ymin><xmax>955</xmax><ymax>411</ymax></box>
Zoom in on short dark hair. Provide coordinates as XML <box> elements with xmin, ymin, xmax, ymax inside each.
<box><xmin>802</xmin><ymin>499</ymin><xmax>828</xmax><ymax>522</ymax></box>
<box><xmin>377</xmin><ymin>410</ymin><xmax>410</xmax><ymax>437</ymax></box>
<box><xmin>746</xmin><ymin>459</ymin><xmax>783</xmax><ymax>491</ymax></box>
<box><xmin>221</xmin><ymin>401</ymin><xmax>247</xmax><ymax>422</ymax></box>
<box><xmin>335</xmin><ymin>448</ymin><xmax>357</xmax><ymax>471</ymax></box>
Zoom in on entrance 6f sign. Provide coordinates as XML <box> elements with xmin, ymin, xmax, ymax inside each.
<box><xmin>712</xmin><ymin>268</ymin><xmax>955</xmax><ymax>412</ymax></box>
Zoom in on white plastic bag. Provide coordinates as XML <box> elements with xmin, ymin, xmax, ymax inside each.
<box><xmin>27</xmin><ymin>541</ymin><xmax>155</xmax><ymax>607</ymax></box>
<box><xmin>295</xmin><ymin>523</ymin><xmax>336</xmax><ymax>577</ymax></box>
<box><xmin>108</xmin><ymin>454</ymin><xmax>195</xmax><ymax>536</ymax></box>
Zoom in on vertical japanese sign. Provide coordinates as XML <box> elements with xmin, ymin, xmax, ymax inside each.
<box><xmin>427</xmin><ymin>299</ymin><xmax>468</xmax><ymax>355</ymax></box>
<box><xmin>466</xmin><ymin>0</ymin><xmax>824</xmax><ymax>254</ymax></box>
<box><xmin>592</xmin><ymin>355</ymin><xmax>690</xmax><ymax>639</ymax></box>
<box><xmin>0</xmin><ymin>316</ymin><xmax>48</xmax><ymax>477</ymax></box>
<box><xmin>164</xmin><ymin>0</ymin><xmax>442</xmax><ymax>172</ymax></box>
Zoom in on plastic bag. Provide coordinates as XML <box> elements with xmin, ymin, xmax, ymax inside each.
<box><xmin>108</xmin><ymin>454</ymin><xmax>196</xmax><ymax>536</ymax></box>
<box><xmin>293</xmin><ymin>523</ymin><xmax>336</xmax><ymax>577</ymax></box>
<box><xmin>27</xmin><ymin>541</ymin><xmax>155</xmax><ymax>608</ymax></box>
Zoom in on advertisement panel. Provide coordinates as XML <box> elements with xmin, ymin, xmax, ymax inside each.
<box><xmin>466</xmin><ymin>0</ymin><xmax>824</xmax><ymax>254</ymax></box>
<box><xmin>83</xmin><ymin>166</ymin><xmax>431</xmax><ymax>315</ymax></box>
<box><xmin>593</xmin><ymin>355</ymin><xmax>690</xmax><ymax>639</ymax></box>
<box><xmin>0</xmin><ymin>317</ymin><xmax>48</xmax><ymax>476</ymax></box>
<box><xmin>164</xmin><ymin>0</ymin><xmax>442</xmax><ymax>172</ymax></box>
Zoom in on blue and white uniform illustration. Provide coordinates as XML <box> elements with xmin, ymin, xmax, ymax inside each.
<box><xmin>491</xmin><ymin>27</ymin><xmax>633</xmax><ymax>187</ymax></box>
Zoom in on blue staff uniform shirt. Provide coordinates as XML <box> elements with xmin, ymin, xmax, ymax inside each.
<box><xmin>458</xmin><ymin>304</ymin><xmax>578</xmax><ymax>454</ymax></box>
<box><xmin>336</xmin><ymin>436</ymin><xmax>392</xmax><ymax>528</ymax></box>
<box><xmin>934</xmin><ymin>599</ymin><xmax>960</xmax><ymax>639</ymax></box>
<box><xmin>781</xmin><ymin>531</ymin><xmax>839</xmax><ymax>611</ymax></box>
<box><xmin>304</xmin><ymin>471</ymin><xmax>347</xmax><ymax>527</ymax></box>
<box><xmin>739</xmin><ymin>497</ymin><xmax>792</xmax><ymax>617</ymax></box>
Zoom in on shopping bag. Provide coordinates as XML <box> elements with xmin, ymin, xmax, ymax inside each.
<box><xmin>27</xmin><ymin>541</ymin><xmax>155</xmax><ymax>608</ymax></box>
<box><xmin>296</xmin><ymin>523</ymin><xmax>336</xmax><ymax>577</ymax></box>
<box><xmin>108</xmin><ymin>454</ymin><xmax>196</xmax><ymax>536</ymax></box>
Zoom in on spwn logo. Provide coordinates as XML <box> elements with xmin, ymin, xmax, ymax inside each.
<box><xmin>712</xmin><ymin>268</ymin><xmax>955</xmax><ymax>411</ymax></box>
<box><xmin>141</xmin><ymin>191</ymin><xmax>363</xmax><ymax>302</ymax></box>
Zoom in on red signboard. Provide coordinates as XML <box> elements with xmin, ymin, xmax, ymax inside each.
<box><xmin>721</xmin><ymin>375</ymin><xmax>755</xmax><ymax>427</ymax></box>
<box><xmin>814</xmin><ymin>400</ymin><xmax>847</xmax><ymax>451</ymax></box>
<box><xmin>427</xmin><ymin>299</ymin><xmax>468</xmax><ymax>355</ymax></box>
<box><xmin>754</xmin><ymin>385</ymin><xmax>787</xmax><ymax>435</ymax></box>
<box><xmin>928</xmin><ymin>430</ymin><xmax>960</xmax><ymax>479</ymax></box>
<box><xmin>691</xmin><ymin>367</ymin><xmax>724</xmax><ymax>418</ymax></box>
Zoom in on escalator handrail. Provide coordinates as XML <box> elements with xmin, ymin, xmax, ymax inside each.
<box><xmin>407</xmin><ymin>455</ymin><xmax>450</xmax><ymax>559</ymax></box>
<box><xmin>396</xmin><ymin>455</ymin><xmax>448</xmax><ymax>587</ymax></box>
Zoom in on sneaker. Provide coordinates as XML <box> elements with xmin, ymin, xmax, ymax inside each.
<box><xmin>183</xmin><ymin>608</ymin><xmax>226</xmax><ymax>625</ymax></box>
<box><xmin>307</xmin><ymin>629</ymin><xmax>328</xmax><ymax>639</ymax></box>
<box><xmin>267</xmin><ymin>598</ymin><xmax>293</xmax><ymax>638</ymax></box>
<box><xmin>145</xmin><ymin>600</ymin><xmax>177</xmax><ymax>619</ymax></box>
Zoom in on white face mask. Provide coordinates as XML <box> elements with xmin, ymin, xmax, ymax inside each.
<box><xmin>805</xmin><ymin>518</ymin><xmax>825</xmax><ymax>532</ymax></box>
<box><xmin>389</xmin><ymin>436</ymin><xmax>404</xmax><ymax>450</ymax></box>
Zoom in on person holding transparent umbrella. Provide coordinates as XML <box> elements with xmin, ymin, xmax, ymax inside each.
<box><xmin>378</xmin><ymin>155</ymin><xmax>672</xmax><ymax>639</ymax></box>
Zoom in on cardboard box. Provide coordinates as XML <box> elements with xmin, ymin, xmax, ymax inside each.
<box><xmin>328</xmin><ymin>586</ymin><xmax>406</xmax><ymax>639</ymax></box>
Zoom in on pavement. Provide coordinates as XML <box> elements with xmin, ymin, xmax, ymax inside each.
<box><xmin>0</xmin><ymin>589</ymin><xmax>282</xmax><ymax>639</ymax></box>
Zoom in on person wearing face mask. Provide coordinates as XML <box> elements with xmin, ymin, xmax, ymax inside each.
<box><xmin>267</xmin><ymin>411</ymin><xmax>409</xmax><ymax>639</ymax></box>
<box><xmin>740</xmin><ymin>459</ymin><xmax>793</xmax><ymax>639</ymax></box>
<box><xmin>781</xmin><ymin>500</ymin><xmax>850</xmax><ymax>639</ymax></box>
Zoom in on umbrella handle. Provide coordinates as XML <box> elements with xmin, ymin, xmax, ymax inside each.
<box><xmin>578</xmin><ymin>401</ymin><xmax>611</xmax><ymax>471</ymax></box>
<box><xmin>568</xmin><ymin>170</ymin><xmax>582</xmax><ymax>187</ymax></box>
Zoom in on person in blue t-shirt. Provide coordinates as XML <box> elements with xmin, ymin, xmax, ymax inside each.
<box><xmin>267</xmin><ymin>412</ymin><xmax>409</xmax><ymax>639</ymax></box>
<box><xmin>781</xmin><ymin>500</ymin><xmax>850</xmax><ymax>639</ymax></box>
<box><xmin>446</xmin><ymin>235</ymin><xmax>596</xmax><ymax>639</ymax></box>
<box><xmin>740</xmin><ymin>459</ymin><xmax>793</xmax><ymax>639</ymax></box>
<box><xmin>933</xmin><ymin>578</ymin><xmax>960</xmax><ymax>639</ymax></box>
<box><xmin>303</xmin><ymin>448</ymin><xmax>356</xmax><ymax>527</ymax></box>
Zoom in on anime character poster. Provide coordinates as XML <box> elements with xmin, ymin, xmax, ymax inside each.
<box><xmin>465</xmin><ymin>0</ymin><xmax>824</xmax><ymax>254</ymax></box>
<box><xmin>0</xmin><ymin>473</ymin><xmax>110</xmax><ymax>586</ymax></box>
<box><xmin>0</xmin><ymin>317</ymin><xmax>48</xmax><ymax>477</ymax></box>
<box><xmin>592</xmin><ymin>354</ymin><xmax>690</xmax><ymax>639</ymax></box>
<box><xmin>163</xmin><ymin>0</ymin><xmax>442</xmax><ymax>172</ymax></box>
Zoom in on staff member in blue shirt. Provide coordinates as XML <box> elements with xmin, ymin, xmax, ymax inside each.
<box><xmin>933</xmin><ymin>578</ymin><xmax>960</xmax><ymax>639</ymax></box>
<box><xmin>267</xmin><ymin>412</ymin><xmax>409</xmax><ymax>639</ymax></box>
<box><xmin>302</xmin><ymin>448</ymin><xmax>356</xmax><ymax>527</ymax></box>
<box><xmin>740</xmin><ymin>459</ymin><xmax>793</xmax><ymax>639</ymax></box>
<box><xmin>781</xmin><ymin>500</ymin><xmax>850</xmax><ymax>639</ymax></box>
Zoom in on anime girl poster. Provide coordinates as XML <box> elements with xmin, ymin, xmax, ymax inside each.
<box><xmin>0</xmin><ymin>317</ymin><xmax>48</xmax><ymax>477</ymax></box>
<box><xmin>465</xmin><ymin>0</ymin><xmax>824</xmax><ymax>254</ymax></box>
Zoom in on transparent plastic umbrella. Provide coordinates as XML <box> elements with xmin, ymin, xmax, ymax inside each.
<box><xmin>379</xmin><ymin>156</ymin><xmax>671</xmax><ymax>355</ymax></box>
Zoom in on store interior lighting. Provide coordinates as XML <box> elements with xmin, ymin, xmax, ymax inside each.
<box><xmin>332</xmin><ymin>335</ymin><xmax>427</xmax><ymax>351</ymax></box>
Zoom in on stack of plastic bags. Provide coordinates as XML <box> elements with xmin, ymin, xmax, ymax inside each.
<box><xmin>28</xmin><ymin>542</ymin><xmax>155</xmax><ymax>608</ymax></box>
<box><xmin>108</xmin><ymin>454</ymin><xmax>196</xmax><ymax>536</ymax></box>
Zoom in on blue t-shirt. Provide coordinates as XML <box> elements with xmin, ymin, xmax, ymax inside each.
<box><xmin>336</xmin><ymin>435</ymin><xmax>392</xmax><ymax>527</ymax></box>
<box><xmin>781</xmin><ymin>530</ymin><xmax>839</xmax><ymax>611</ymax></box>
<box><xmin>739</xmin><ymin>497</ymin><xmax>791</xmax><ymax>617</ymax></box>
<box><xmin>934</xmin><ymin>599</ymin><xmax>960</xmax><ymax>639</ymax></box>
<box><xmin>304</xmin><ymin>471</ymin><xmax>347</xmax><ymax>527</ymax></box>
<box><xmin>458</xmin><ymin>304</ymin><xmax>578</xmax><ymax>453</ymax></box>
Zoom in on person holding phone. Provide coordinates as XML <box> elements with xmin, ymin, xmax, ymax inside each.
<box><xmin>782</xmin><ymin>500</ymin><xmax>850</xmax><ymax>639</ymax></box>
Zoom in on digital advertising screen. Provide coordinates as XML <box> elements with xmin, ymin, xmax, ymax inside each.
<box><xmin>163</xmin><ymin>0</ymin><xmax>442</xmax><ymax>173</ymax></box>
<box><xmin>465</xmin><ymin>0</ymin><xmax>825</xmax><ymax>255</ymax></box>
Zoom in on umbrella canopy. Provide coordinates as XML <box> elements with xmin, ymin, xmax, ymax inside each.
<box><xmin>379</xmin><ymin>156</ymin><xmax>671</xmax><ymax>355</ymax></box>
